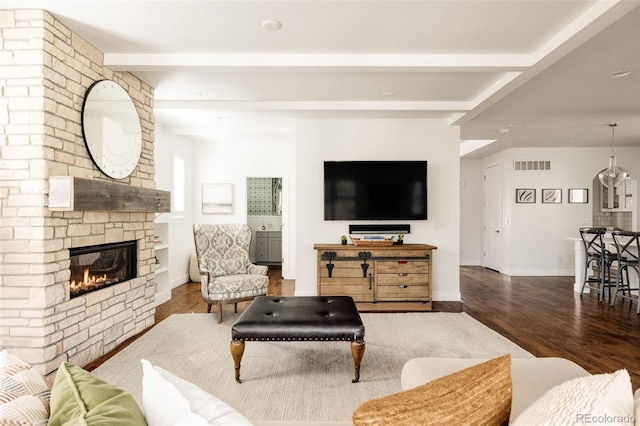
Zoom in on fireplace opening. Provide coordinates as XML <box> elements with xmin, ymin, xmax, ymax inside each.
<box><xmin>69</xmin><ymin>241</ymin><xmax>137</xmax><ymax>298</ymax></box>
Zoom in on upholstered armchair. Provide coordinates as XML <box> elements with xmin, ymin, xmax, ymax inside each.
<box><xmin>193</xmin><ymin>224</ymin><xmax>268</xmax><ymax>323</ymax></box>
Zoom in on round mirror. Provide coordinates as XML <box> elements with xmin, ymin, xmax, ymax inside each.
<box><xmin>82</xmin><ymin>80</ymin><xmax>142</xmax><ymax>179</ymax></box>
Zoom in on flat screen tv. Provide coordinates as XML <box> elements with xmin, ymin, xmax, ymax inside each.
<box><xmin>324</xmin><ymin>160</ymin><xmax>427</xmax><ymax>221</ymax></box>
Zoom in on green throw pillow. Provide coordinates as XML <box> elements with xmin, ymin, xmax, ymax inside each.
<box><xmin>48</xmin><ymin>362</ymin><xmax>147</xmax><ymax>426</ymax></box>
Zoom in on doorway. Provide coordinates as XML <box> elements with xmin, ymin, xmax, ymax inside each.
<box><xmin>484</xmin><ymin>163</ymin><xmax>502</xmax><ymax>271</ymax></box>
<box><xmin>246</xmin><ymin>177</ymin><xmax>283</xmax><ymax>265</ymax></box>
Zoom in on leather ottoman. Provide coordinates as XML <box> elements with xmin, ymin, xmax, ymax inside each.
<box><xmin>230</xmin><ymin>296</ymin><xmax>365</xmax><ymax>383</ymax></box>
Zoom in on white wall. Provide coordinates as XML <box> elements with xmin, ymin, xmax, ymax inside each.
<box><xmin>460</xmin><ymin>159</ymin><xmax>484</xmax><ymax>265</ymax></box>
<box><xmin>155</xmin><ymin>126</ymin><xmax>195</xmax><ymax>288</ymax></box>
<box><xmin>192</xmin><ymin>139</ymin><xmax>296</xmax><ymax>279</ymax></box>
<box><xmin>461</xmin><ymin>146</ymin><xmax>640</xmax><ymax>276</ymax></box>
<box><xmin>296</xmin><ymin>118</ymin><xmax>461</xmax><ymax>301</ymax></box>
<box><xmin>158</xmin><ymin>120</ymin><xmax>640</xmax><ymax>297</ymax></box>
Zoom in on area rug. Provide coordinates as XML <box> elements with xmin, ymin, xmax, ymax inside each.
<box><xmin>92</xmin><ymin>312</ymin><xmax>532</xmax><ymax>423</ymax></box>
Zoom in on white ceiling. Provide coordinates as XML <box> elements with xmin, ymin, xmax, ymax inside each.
<box><xmin>3</xmin><ymin>0</ymin><xmax>640</xmax><ymax>158</ymax></box>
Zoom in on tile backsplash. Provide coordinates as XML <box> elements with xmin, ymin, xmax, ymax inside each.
<box><xmin>247</xmin><ymin>177</ymin><xmax>282</xmax><ymax>216</ymax></box>
<box><xmin>592</xmin><ymin>210</ymin><xmax>632</xmax><ymax>230</ymax></box>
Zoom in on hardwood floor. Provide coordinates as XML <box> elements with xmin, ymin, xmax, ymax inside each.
<box><xmin>459</xmin><ymin>266</ymin><xmax>640</xmax><ymax>390</ymax></box>
<box><xmin>84</xmin><ymin>267</ymin><xmax>292</xmax><ymax>371</ymax></box>
<box><xmin>88</xmin><ymin>266</ymin><xmax>640</xmax><ymax>390</ymax></box>
<box><xmin>153</xmin><ymin>267</ymin><xmax>295</xmax><ymax>322</ymax></box>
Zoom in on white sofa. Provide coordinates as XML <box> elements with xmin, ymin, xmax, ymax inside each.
<box><xmin>402</xmin><ymin>357</ymin><xmax>589</xmax><ymax>419</ymax></box>
<box><xmin>5</xmin><ymin>347</ymin><xmax>638</xmax><ymax>426</ymax></box>
<box><xmin>401</xmin><ymin>356</ymin><xmax>640</xmax><ymax>424</ymax></box>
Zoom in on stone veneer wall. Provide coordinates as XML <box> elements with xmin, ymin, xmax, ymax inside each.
<box><xmin>0</xmin><ymin>10</ymin><xmax>157</xmax><ymax>376</ymax></box>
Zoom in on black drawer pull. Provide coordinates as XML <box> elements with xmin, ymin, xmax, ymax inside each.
<box><xmin>398</xmin><ymin>285</ymin><xmax>408</xmax><ymax>288</ymax></box>
<box><xmin>398</xmin><ymin>273</ymin><xmax>408</xmax><ymax>276</ymax></box>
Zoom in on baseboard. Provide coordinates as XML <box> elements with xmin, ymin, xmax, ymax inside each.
<box><xmin>154</xmin><ymin>289</ymin><xmax>171</xmax><ymax>307</ymax></box>
<box><xmin>505</xmin><ymin>268</ymin><xmax>574</xmax><ymax>277</ymax></box>
<box><xmin>171</xmin><ymin>274</ymin><xmax>189</xmax><ymax>287</ymax></box>
<box><xmin>295</xmin><ymin>288</ymin><xmax>462</xmax><ymax>303</ymax></box>
<box><xmin>432</xmin><ymin>290</ymin><xmax>462</xmax><ymax>301</ymax></box>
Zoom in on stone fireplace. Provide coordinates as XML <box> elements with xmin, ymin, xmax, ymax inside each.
<box><xmin>69</xmin><ymin>241</ymin><xmax>137</xmax><ymax>298</ymax></box>
<box><xmin>0</xmin><ymin>10</ymin><xmax>163</xmax><ymax>377</ymax></box>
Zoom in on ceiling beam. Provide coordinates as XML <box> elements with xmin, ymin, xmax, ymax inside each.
<box><xmin>105</xmin><ymin>53</ymin><xmax>531</xmax><ymax>72</ymax></box>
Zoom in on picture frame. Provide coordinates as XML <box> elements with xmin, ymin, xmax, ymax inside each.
<box><xmin>515</xmin><ymin>188</ymin><xmax>536</xmax><ymax>204</ymax></box>
<box><xmin>202</xmin><ymin>183</ymin><xmax>233</xmax><ymax>214</ymax></box>
<box><xmin>568</xmin><ymin>188</ymin><xmax>589</xmax><ymax>204</ymax></box>
<box><xmin>542</xmin><ymin>188</ymin><xmax>562</xmax><ymax>204</ymax></box>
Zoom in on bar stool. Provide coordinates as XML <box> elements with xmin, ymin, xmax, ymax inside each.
<box><xmin>611</xmin><ymin>230</ymin><xmax>640</xmax><ymax>314</ymax></box>
<box><xmin>579</xmin><ymin>227</ymin><xmax>616</xmax><ymax>302</ymax></box>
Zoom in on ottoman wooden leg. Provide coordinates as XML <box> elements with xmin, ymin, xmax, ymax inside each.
<box><xmin>351</xmin><ymin>340</ymin><xmax>365</xmax><ymax>383</ymax></box>
<box><xmin>230</xmin><ymin>340</ymin><xmax>245</xmax><ymax>383</ymax></box>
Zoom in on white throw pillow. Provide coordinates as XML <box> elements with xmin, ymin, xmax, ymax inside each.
<box><xmin>141</xmin><ymin>359</ymin><xmax>253</xmax><ymax>426</ymax></box>
<box><xmin>512</xmin><ymin>369</ymin><xmax>635</xmax><ymax>426</ymax></box>
<box><xmin>635</xmin><ymin>389</ymin><xmax>639</xmax><ymax>426</ymax></box>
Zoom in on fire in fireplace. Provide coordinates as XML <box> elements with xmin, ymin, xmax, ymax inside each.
<box><xmin>69</xmin><ymin>241</ymin><xmax>137</xmax><ymax>298</ymax></box>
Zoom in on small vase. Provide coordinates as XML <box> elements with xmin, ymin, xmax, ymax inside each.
<box><xmin>341</xmin><ymin>240</ymin><xmax>347</xmax><ymax>245</ymax></box>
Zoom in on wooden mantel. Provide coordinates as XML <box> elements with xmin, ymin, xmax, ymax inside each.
<box><xmin>49</xmin><ymin>176</ymin><xmax>171</xmax><ymax>212</ymax></box>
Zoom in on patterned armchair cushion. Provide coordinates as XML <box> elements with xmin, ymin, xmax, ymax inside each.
<box><xmin>207</xmin><ymin>258</ymin><xmax>248</xmax><ymax>277</ymax></box>
<box><xmin>207</xmin><ymin>274</ymin><xmax>268</xmax><ymax>300</ymax></box>
<box><xmin>247</xmin><ymin>263</ymin><xmax>268</xmax><ymax>276</ymax></box>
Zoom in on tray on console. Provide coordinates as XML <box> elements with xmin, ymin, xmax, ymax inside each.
<box><xmin>350</xmin><ymin>237</ymin><xmax>395</xmax><ymax>246</ymax></box>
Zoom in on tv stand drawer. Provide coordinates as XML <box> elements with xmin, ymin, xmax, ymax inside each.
<box><xmin>376</xmin><ymin>260</ymin><xmax>429</xmax><ymax>274</ymax></box>
<box><xmin>376</xmin><ymin>284</ymin><xmax>430</xmax><ymax>301</ymax></box>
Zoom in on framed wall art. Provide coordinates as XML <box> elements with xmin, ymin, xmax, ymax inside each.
<box><xmin>202</xmin><ymin>183</ymin><xmax>233</xmax><ymax>214</ymax></box>
<box><xmin>568</xmin><ymin>188</ymin><xmax>589</xmax><ymax>204</ymax></box>
<box><xmin>542</xmin><ymin>188</ymin><xmax>562</xmax><ymax>204</ymax></box>
<box><xmin>515</xmin><ymin>188</ymin><xmax>536</xmax><ymax>204</ymax></box>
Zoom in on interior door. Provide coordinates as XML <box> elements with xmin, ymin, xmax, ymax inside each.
<box><xmin>484</xmin><ymin>163</ymin><xmax>502</xmax><ymax>271</ymax></box>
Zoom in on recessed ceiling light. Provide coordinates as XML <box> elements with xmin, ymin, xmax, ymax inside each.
<box><xmin>569</xmin><ymin>139</ymin><xmax>581</xmax><ymax>143</ymax></box>
<box><xmin>508</xmin><ymin>122</ymin><xmax>522</xmax><ymax>127</ymax></box>
<box><xmin>610</xmin><ymin>70</ymin><xmax>631</xmax><ymax>78</ymax></box>
<box><xmin>262</xmin><ymin>19</ymin><xmax>282</xmax><ymax>31</ymax></box>
<box><xmin>498</xmin><ymin>128</ymin><xmax>509</xmax><ymax>134</ymax></box>
<box><xmin>382</xmin><ymin>92</ymin><xmax>395</xmax><ymax>97</ymax></box>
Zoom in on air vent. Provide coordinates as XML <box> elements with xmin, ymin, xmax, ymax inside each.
<box><xmin>514</xmin><ymin>160</ymin><xmax>551</xmax><ymax>171</ymax></box>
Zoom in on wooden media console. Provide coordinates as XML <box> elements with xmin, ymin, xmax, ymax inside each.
<box><xmin>314</xmin><ymin>243</ymin><xmax>437</xmax><ymax>311</ymax></box>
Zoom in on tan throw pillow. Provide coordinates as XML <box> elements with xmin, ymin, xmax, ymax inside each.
<box><xmin>353</xmin><ymin>354</ymin><xmax>512</xmax><ymax>426</ymax></box>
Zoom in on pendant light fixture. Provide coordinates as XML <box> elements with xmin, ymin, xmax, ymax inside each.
<box><xmin>598</xmin><ymin>123</ymin><xmax>630</xmax><ymax>188</ymax></box>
